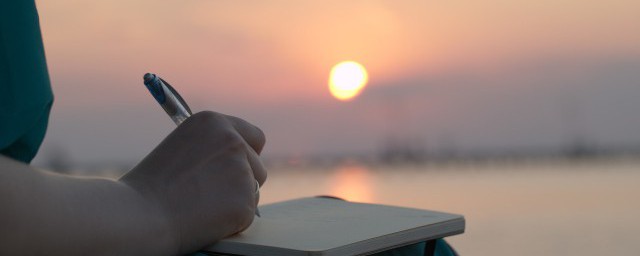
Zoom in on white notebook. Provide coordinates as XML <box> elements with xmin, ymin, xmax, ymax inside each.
<box><xmin>203</xmin><ymin>197</ymin><xmax>465</xmax><ymax>256</ymax></box>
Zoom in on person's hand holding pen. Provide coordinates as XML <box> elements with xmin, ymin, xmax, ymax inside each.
<box><xmin>119</xmin><ymin>75</ymin><xmax>267</xmax><ymax>254</ymax></box>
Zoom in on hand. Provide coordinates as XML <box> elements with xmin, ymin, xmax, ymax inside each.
<box><xmin>119</xmin><ymin>111</ymin><xmax>267</xmax><ymax>254</ymax></box>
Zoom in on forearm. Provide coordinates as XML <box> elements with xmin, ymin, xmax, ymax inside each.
<box><xmin>0</xmin><ymin>156</ymin><xmax>178</xmax><ymax>255</ymax></box>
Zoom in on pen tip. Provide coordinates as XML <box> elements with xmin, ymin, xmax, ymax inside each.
<box><xmin>143</xmin><ymin>73</ymin><xmax>155</xmax><ymax>83</ymax></box>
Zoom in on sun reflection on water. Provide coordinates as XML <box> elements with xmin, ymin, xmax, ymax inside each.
<box><xmin>329</xmin><ymin>165</ymin><xmax>375</xmax><ymax>203</ymax></box>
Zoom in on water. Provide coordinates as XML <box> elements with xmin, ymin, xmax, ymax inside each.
<box><xmin>83</xmin><ymin>157</ymin><xmax>640</xmax><ymax>255</ymax></box>
<box><xmin>259</xmin><ymin>158</ymin><xmax>640</xmax><ymax>256</ymax></box>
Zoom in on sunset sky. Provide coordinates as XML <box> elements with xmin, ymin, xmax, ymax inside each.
<box><xmin>32</xmin><ymin>0</ymin><xmax>640</xmax><ymax>166</ymax></box>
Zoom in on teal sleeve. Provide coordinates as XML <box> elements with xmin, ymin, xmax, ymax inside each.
<box><xmin>0</xmin><ymin>0</ymin><xmax>54</xmax><ymax>163</ymax></box>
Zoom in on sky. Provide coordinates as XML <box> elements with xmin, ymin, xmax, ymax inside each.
<box><xmin>31</xmin><ymin>0</ymin><xmax>640</xmax><ymax>167</ymax></box>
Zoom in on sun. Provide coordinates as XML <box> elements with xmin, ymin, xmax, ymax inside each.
<box><xmin>329</xmin><ymin>61</ymin><xmax>368</xmax><ymax>101</ymax></box>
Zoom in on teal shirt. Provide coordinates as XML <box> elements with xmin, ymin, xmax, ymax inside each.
<box><xmin>0</xmin><ymin>0</ymin><xmax>53</xmax><ymax>163</ymax></box>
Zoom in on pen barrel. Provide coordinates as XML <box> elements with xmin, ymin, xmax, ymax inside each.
<box><xmin>160</xmin><ymin>84</ymin><xmax>191</xmax><ymax>125</ymax></box>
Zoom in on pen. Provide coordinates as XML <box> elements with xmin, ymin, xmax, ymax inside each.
<box><xmin>143</xmin><ymin>73</ymin><xmax>192</xmax><ymax>125</ymax></box>
<box><xmin>142</xmin><ymin>73</ymin><xmax>261</xmax><ymax>217</ymax></box>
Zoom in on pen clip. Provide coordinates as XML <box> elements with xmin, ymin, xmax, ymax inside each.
<box><xmin>159</xmin><ymin>77</ymin><xmax>193</xmax><ymax>115</ymax></box>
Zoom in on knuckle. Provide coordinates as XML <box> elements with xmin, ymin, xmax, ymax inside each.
<box><xmin>229</xmin><ymin>116</ymin><xmax>266</xmax><ymax>147</ymax></box>
<box><xmin>189</xmin><ymin>111</ymin><xmax>224</xmax><ymax>125</ymax></box>
<box><xmin>199</xmin><ymin>110</ymin><xmax>223</xmax><ymax>119</ymax></box>
<box><xmin>255</xmin><ymin>126</ymin><xmax>266</xmax><ymax>147</ymax></box>
<box><xmin>220</xmin><ymin>131</ymin><xmax>246</xmax><ymax>153</ymax></box>
<box><xmin>198</xmin><ymin>111</ymin><xmax>227</xmax><ymax>125</ymax></box>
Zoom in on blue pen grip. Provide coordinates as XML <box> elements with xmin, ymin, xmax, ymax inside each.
<box><xmin>143</xmin><ymin>73</ymin><xmax>166</xmax><ymax>104</ymax></box>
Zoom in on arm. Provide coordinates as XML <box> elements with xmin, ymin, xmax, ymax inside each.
<box><xmin>0</xmin><ymin>158</ymin><xmax>176</xmax><ymax>255</ymax></box>
<box><xmin>0</xmin><ymin>111</ymin><xmax>267</xmax><ymax>255</ymax></box>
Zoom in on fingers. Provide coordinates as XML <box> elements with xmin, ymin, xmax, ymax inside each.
<box><xmin>246</xmin><ymin>146</ymin><xmax>267</xmax><ymax>186</ymax></box>
<box><xmin>225</xmin><ymin>113</ymin><xmax>267</xmax><ymax>189</ymax></box>
<box><xmin>187</xmin><ymin>111</ymin><xmax>267</xmax><ymax>185</ymax></box>
<box><xmin>224</xmin><ymin>114</ymin><xmax>266</xmax><ymax>154</ymax></box>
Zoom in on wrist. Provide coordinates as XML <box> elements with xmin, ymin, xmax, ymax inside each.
<box><xmin>116</xmin><ymin>180</ymin><xmax>181</xmax><ymax>255</ymax></box>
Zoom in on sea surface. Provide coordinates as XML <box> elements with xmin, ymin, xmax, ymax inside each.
<box><xmin>84</xmin><ymin>157</ymin><xmax>640</xmax><ymax>255</ymax></box>
<box><xmin>258</xmin><ymin>158</ymin><xmax>640</xmax><ymax>256</ymax></box>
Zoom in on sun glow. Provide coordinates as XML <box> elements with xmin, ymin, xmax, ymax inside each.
<box><xmin>330</xmin><ymin>165</ymin><xmax>375</xmax><ymax>202</ymax></box>
<box><xmin>329</xmin><ymin>61</ymin><xmax>369</xmax><ymax>101</ymax></box>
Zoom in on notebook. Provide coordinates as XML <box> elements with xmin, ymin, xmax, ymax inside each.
<box><xmin>203</xmin><ymin>197</ymin><xmax>465</xmax><ymax>256</ymax></box>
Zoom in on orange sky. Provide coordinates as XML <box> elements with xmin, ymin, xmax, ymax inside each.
<box><xmin>39</xmin><ymin>0</ymin><xmax>640</xmax><ymax>102</ymax></box>
<box><xmin>32</xmin><ymin>0</ymin><xmax>640</xmax><ymax>165</ymax></box>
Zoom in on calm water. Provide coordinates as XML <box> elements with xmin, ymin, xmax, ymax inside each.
<box><xmin>259</xmin><ymin>158</ymin><xmax>640</xmax><ymax>256</ymax></box>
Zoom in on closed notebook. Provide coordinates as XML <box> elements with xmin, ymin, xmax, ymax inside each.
<box><xmin>203</xmin><ymin>197</ymin><xmax>465</xmax><ymax>256</ymax></box>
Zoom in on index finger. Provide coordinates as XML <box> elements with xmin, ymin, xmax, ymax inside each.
<box><xmin>224</xmin><ymin>115</ymin><xmax>266</xmax><ymax>154</ymax></box>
